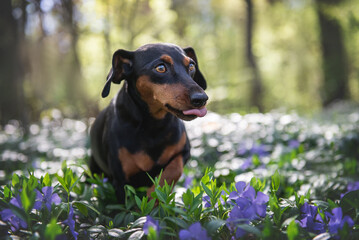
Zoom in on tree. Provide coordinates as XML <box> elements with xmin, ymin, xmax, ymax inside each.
<box><xmin>244</xmin><ymin>0</ymin><xmax>264</xmax><ymax>112</ymax></box>
<box><xmin>316</xmin><ymin>0</ymin><xmax>349</xmax><ymax>106</ymax></box>
<box><xmin>0</xmin><ymin>0</ymin><xmax>28</xmax><ymax>125</ymax></box>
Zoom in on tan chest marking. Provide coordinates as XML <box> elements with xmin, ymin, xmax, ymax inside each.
<box><xmin>118</xmin><ymin>132</ymin><xmax>187</xmax><ymax>181</ymax></box>
<box><xmin>157</xmin><ymin>132</ymin><xmax>187</xmax><ymax>165</ymax></box>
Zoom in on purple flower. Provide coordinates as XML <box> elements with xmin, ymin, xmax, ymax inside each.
<box><xmin>341</xmin><ymin>181</ymin><xmax>359</xmax><ymax>198</ymax></box>
<box><xmin>34</xmin><ymin>186</ymin><xmax>61</xmax><ymax>212</ymax></box>
<box><xmin>226</xmin><ymin>204</ymin><xmax>250</xmax><ymax>238</ymax></box>
<box><xmin>237</xmin><ymin>142</ymin><xmax>269</xmax><ymax>157</ymax></box>
<box><xmin>288</xmin><ymin>140</ymin><xmax>300</xmax><ymax>149</ymax></box>
<box><xmin>296</xmin><ymin>202</ymin><xmax>325</xmax><ymax>234</ymax></box>
<box><xmin>183</xmin><ymin>176</ymin><xmax>193</xmax><ymax>188</ymax></box>
<box><xmin>203</xmin><ymin>195</ymin><xmax>212</xmax><ymax>208</ymax></box>
<box><xmin>179</xmin><ymin>222</ymin><xmax>211</xmax><ymax>240</ymax></box>
<box><xmin>203</xmin><ymin>191</ymin><xmax>226</xmax><ymax>208</ymax></box>
<box><xmin>63</xmin><ymin>206</ymin><xmax>78</xmax><ymax>240</ymax></box>
<box><xmin>143</xmin><ymin>216</ymin><xmax>160</xmax><ymax>236</ymax></box>
<box><xmin>250</xmin><ymin>144</ymin><xmax>269</xmax><ymax>157</ymax></box>
<box><xmin>226</xmin><ymin>182</ymin><xmax>269</xmax><ymax>238</ymax></box>
<box><xmin>0</xmin><ymin>195</ymin><xmax>27</xmax><ymax>232</ymax></box>
<box><xmin>240</xmin><ymin>158</ymin><xmax>253</xmax><ymax>170</ymax></box>
<box><xmin>228</xmin><ymin>182</ymin><xmax>269</xmax><ymax>218</ymax></box>
<box><xmin>325</xmin><ymin>207</ymin><xmax>354</xmax><ymax>235</ymax></box>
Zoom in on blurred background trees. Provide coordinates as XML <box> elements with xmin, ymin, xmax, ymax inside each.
<box><xmin>1</xmin><ymin>0</ymin><xmax>359</xmax><ymax>125</ymax></box>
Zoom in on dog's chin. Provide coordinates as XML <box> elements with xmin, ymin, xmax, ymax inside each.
<box><xmin>165</xmin><ymin>104</ymin><xmax>205</xmax><ymax>121</ymax></box>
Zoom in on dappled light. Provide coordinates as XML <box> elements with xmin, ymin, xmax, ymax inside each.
<box><xmin>1</xmin><ymin>0</ymin><xmax>359</xmax><ymax>239</ymax></box>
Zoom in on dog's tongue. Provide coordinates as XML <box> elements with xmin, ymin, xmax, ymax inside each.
<box><xmin>183</xmin><ymin>107</ymin><xmax>207</xmax><ymax>117</ymax></box>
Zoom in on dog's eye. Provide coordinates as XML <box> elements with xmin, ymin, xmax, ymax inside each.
<box><xmin>189</xmin><ymin>63</ymin><xmax>195</xmax><ymax>72</ymax></box>
<box><xmin>155</xmin><ymin>64</ymin><xmax>167</xmax><ymax>73</ymax></box>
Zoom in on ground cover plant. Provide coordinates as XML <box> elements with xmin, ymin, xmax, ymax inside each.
<box><xmin>0</xmin><ymin>108</ymin><xmax>359</xmax><ymax>239</ymax></box>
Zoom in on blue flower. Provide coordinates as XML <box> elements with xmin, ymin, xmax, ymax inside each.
<box><xmin>325</xmin><ymin>207</ymin><xmax>354</xmax><ymax>235</ymax></box>
<box><xmin>34</xmin><ymin>186</ymin><xmax>61</xmax><ymax>212</ymax></box>
<box><xmin>63</xmin><ymin>205</ymin><xmax>78</xmax><ymax>240</ymax></box>
<box><xmin>0</xmin><ymin>195</ymin><xmax>27</xmax><ymax>232</ymax></box>
<box><xmin>296</xmin><ymin>202</ymin><xmax>325</xmax><ymax>234</ymax></box>
<box><xmin>143</xmin><ymin>216</ymin><xmax>160</xmax><ymax>236</ymax></box>
<box><xmin>179</xmin><ymin>222</ymin><xmax>211</xmax><ymax>240</ymax></box>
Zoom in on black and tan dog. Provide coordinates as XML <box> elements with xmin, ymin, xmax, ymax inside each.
<box><xmin>90</xmin><ymin>43</ymin><xmax>208</xmax><ymax>203</ymax></box>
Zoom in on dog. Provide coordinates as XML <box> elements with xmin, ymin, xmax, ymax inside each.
<box><xmin>90</xmin><ymin>43</ymin><xmax>208</xmax><ymax>203</ymax></box>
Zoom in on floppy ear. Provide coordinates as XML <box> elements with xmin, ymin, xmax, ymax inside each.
<box><xmin>102</xmin><ymin>49</ymin><xmax>134</xmax><ymax>98</ymax></box>
<box><xmin>183</xmin><ymin>47</ymin><xmax>207</xmax><ymax>90</ymax></box>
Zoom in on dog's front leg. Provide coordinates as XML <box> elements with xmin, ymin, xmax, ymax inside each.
<box><xmin>146</xmin><ymin>155</ymin><xmax>184</xmax><ymax>198</ymax></box>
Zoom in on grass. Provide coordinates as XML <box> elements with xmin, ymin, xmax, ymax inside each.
<box><xmin>0</xmin><ymin>109</ymin><xmax>359</xmax><ymax>239</ymax></box>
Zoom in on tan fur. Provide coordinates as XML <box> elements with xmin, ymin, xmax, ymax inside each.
<box><xmin>118</xmin><ymin>148</ymin><xmax>154</xmax><ymax>181</ymax></box>
<box><xmin>136</xmin><ymin>76</ymin><xmax>190</xmax><ymax>119</ymax></box>
<box><xmin>146</xmin><ymin>154</ymin><xmax>184</xmax><ymax>197</ymax></box>
<box><xmin>160</xmin><ymin>54</ymin><xmax>174</xmax><ymax>65</ymax></box>
<box><xmin>183</xmin><ymin>56</ymin><xmax>191</xmax><ymax>66</ymax></box>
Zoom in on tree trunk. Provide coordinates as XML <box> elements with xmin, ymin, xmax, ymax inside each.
<box><xmin>0</xmin><ymin>0</ymin><xmax>28</xmax><ymax>125</ymax></box>
<box><xmin>244</xmin><ymin>0</ymin><xmax>264</xmax><ymax>112</ymax></box>
<box><xmin>316</xmin><ymin>0</ymin><xmax>349</xmax><ymax>107</ymax></box>
<box><xmin>61</xmin><ymin>0</ymin><xmax>89</xmax><ymax>116</ymax></box>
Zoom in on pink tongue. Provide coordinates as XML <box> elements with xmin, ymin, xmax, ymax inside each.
<box><xmin>183</xmin><ymin>107</ymin><xmax>207</xmax><ymax>117</ymax></box>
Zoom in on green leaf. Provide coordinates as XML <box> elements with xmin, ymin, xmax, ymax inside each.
<box><xmin>56</xmin><ymin>174</ymin><xmax>69</xmax><ymax>193</ymax></box>
<box><xmin>72</xmin><ymin>201</ymin><xmax>100</xmax><ymax>215</ymax></box>
<box><xmin>145</xmin><ymin>199</ymin><xmax>156</xmax><ymax>215</ymax></box>
<box><xmin>12</xmin><ymin>173</ymin><xmax>19</xmax><ymax>187</ymax></box>
<box><xmin>28</xmin><ymin>175</ymin><xmax>38</xmax><ymax>191</ymax></box>
<box><xmin>163</xmin><ymin>216</ymin><xmax>188</xmax><ymax>229</ymax></box>
<box><xmin>182</xmin><ymin>189</ymin><xmax>194</xmax><ymax>207</ymax></box>
<box><xmin>131</xmin><ymin>216</ymin><xmax>147</xmax><ymax>228</ymax></box>
<box><xmin>155</xmin><ymin>188</ymin><xmax>167</xmax><ymax>203</ymax></box>
<box><xmin>43</xmin><ymin>173</ymin><xmax>52</xmax><ymax>186</ymax></box>
<box><xmin>312</xmin><ymin>232</ymin><xmax>331</xmax><ymax>240</ymax></box>
<box><xmin>45</xmin><ymin>218</ymin><xmax>62</xmax><ymax>240</ymax></box>
<box><xmin>4</xmin><ymin>185</ymin><xmax>11</xmax><ymax>199</ymax></box>
<box><xmin>271</xmin><ymin>170</ymin><xmax>280</xmax><ymax>192</ymax></box>
<box><xmin>73</xmin><ymin>201</ymin><xmax>89</xmax><ymax>217</ymax></box>
<box><xmin>20</xmin><ymin>180</ymin><xmax>35</xmax><ymax>213</ymax></box>
<box><xmin>205</xmin><ymin>219</ymin><xmax>226</xmax><ymax>235</ymax></box>
<box><xmin>236</xmin><ymin>224</ymin><xmax>262</xmax><ymax>237</ymax></box>
<box><xmin>201</xmin><ymin>182</ymin><xmax>213</xmax><ymax>198</ymax></box>
<box><xmin>128</xmin><ymin>230</ymin><xmax>144</xmax><ymax>240</ymax></box>
<box><xmin>135</xmin><ymin>196</ymin><xmax>142</xmax><ymax>210</ymax></box>
<box><xmin>125</xmin><ymin>185</ymin><xmax>137</xmax><ymax>195</ymax></box>
<box><xmin>287</xmin><ymin>220</ymin><xmax>298</xmax><ymax>240</ymax></box>
<box><xmin>340</xmin><ymin>189</ymin><xmax>359</xmax><ymax>215</ymax></box>
<box><xmin>108</xmin><ymin>228</ymin><xmax>125</xmax><ymax>238</ymax></box>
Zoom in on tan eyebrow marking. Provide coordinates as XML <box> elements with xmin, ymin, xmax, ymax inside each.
<box><xmin>183</xmin><ymin>56</ymin><xmax>191</xmax><ymax>66</ymax></box>
<box><xmin>160</xmin><ymin>54</ymin><xmax>174</xmax><ymax>65</ymax></box>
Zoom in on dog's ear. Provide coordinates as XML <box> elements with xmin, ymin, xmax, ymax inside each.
<box><xmin>102</xmin><ymin>49</ymin><xmax>134</xmax><ymax>98</ymax></box>
<box><xmin>183</xmin><ymin>47</ymin><xmax>207</xmax><ymax>90</ymax></box>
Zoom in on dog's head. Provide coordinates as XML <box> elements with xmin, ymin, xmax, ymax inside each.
<box><xmin>102</xmin><ymin>43</ymin><xmax>208</xmax><ymax>121</ymax></box>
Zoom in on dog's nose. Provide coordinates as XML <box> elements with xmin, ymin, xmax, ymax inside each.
<box><xmin>190</xmin><ymin>92</ymin><xmax>208</xmax><ymax>108</ymax></box>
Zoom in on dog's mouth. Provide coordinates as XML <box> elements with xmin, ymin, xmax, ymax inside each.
<box><xmin>165</xmin><ymin>104</ymin><xmax>207</xmax><ymax>121</ymax></box>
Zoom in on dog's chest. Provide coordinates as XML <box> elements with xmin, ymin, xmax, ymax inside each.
<box><xmin>118</xmin><ymin>132</ymin><xmax>187</xmax><ymax>181</ymax></box>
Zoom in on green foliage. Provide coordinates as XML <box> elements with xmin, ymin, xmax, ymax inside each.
<box><xmin>1</xmin><ymin>111</ymin><xmax>359</xmax><ymax>239</ymax></box>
